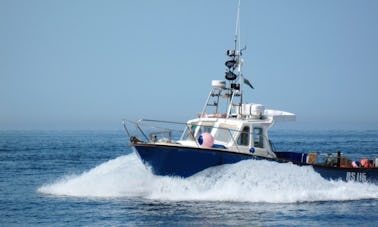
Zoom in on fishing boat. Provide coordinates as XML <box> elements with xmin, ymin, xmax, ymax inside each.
<box><xmin>123</xmin><ymin>1</ymin><xmax>378</xmax><ymax>183</ymax></box>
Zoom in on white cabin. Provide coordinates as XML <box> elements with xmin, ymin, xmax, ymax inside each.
<box><xmin>177</xmin><ymin>80</ymin><xmax>295</xmax><ymax>159</ymax></box>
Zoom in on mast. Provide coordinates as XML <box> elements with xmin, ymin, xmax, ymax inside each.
<box><xmin>200</xmin><ymin>0</ymin><xmax>252</xmax><ymax>119</ymax></box>
<box><xmin>235</xmin><ymin>0</ymin><xmax>243</xmax><ymax>106</ymax></box>
<box><xmin>225</xmin><ymin>0</ymin><xmax>245</xmax><ymax>117</ymax></box>
<box><xmin>234</xmin><ymin>0</ymin><xmax>241</xmax><ymax>53</ymax></box>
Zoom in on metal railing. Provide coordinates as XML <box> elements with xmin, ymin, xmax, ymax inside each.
<box><xmin>122</xmin><ymin>118</ymin><xmax>268</xmax><ymax>153</ymax></box>
<box><xmin>122</xmin><ymin>119</ymin><xmax>198</xmax><ymax>146</ymax></box>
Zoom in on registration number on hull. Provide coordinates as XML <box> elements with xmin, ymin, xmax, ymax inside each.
<box><xmin>346</xmin><ymin>172</ymin><xmax>367</xmax><ymax>183</ymax></box>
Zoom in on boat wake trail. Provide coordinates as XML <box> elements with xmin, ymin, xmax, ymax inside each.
<box><xmin>38</xmin><ymin>153</ymin><xmax>378</xmax><ymax>203</ymax></box>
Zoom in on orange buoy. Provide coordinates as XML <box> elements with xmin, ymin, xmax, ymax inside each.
<box><xmin>360</xmin><ymin>158</ymin><xmax>373</xmax><ymax>168</ymax></box>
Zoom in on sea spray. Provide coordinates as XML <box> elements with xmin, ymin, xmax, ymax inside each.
<box><xmin>38</xmin><ymin>154</ymin><xmax>155</xmax><ymax>197</ymax></box>
<box><xmin>39</xmin><ymin>152</ymin><xmax>378</xmax><ymax>203</ymax></box>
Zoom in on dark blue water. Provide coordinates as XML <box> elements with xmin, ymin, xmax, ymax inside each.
<box><xmin>1</xmin><ymin>130</ymin><xmax>378</xmax><ymax>226</ymax></box>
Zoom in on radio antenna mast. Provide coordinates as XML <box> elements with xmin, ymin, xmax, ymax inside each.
<box><xmin>234</xmin><ymin>0</ymin><xmax>241</xmax><ymax>53</ymax></box>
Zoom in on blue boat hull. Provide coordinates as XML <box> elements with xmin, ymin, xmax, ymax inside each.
<box><xmin>311</xmin><ymin>165</ymin><xmax>378</xmax><ymax>184</ymax></box>
<box><xmin>133</xmin><ymin>144</ymin><xmax>378</xmax><ymax>183</ymax></box>
<box><xmin>133</xmin><ymin>144</ymin><xmax>256</xmax><ymax>177</ymax></box>
<box><xmin>274</xmin><ymin>151</ymin><xmax>378</xmax><ymax>183</ymax></box>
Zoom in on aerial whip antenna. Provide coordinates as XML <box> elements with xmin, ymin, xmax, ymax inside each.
<box><xmin>224</xmin><ymin>0</ymin><xmax>254</xmax><ymax>116</ymax></box>
<box><xmin>234</xmin><ymin>0</ymin><xmax>241</xmax><ymax>53</ymax></box>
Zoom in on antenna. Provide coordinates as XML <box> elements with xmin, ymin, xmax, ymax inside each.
<box><xmin>235</xmin><ymin>0</ymin><xmax>243</xmax><ymax>105</ymax></box>
<box><xmin>234</xmin><ymin>0</ymin><xmax>241</xmax><ymax>53</ymax></box>
<box><xmin>202</xmin><ymin>0</ymin><xmax>254</xmax><ymax>118</ymax></box>
<box><xmin>226</xmin><ymin>0</ymin><xmax>243</xmax><ymax>80</ymax></box>
<box><xmin>224</xmin><ymin>0</ymin><xmax>245</xmax><ymax>117</ymax></box>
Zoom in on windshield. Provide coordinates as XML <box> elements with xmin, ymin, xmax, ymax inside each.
<box><xmin>180</xmin><ymin>122</ymin><xmax>214</xmax><ymax>141</ymax></box>
<box><xmin>180</xmin><ymin>122</ymin><xmax>239</xmax><ymax>145</ymax></box>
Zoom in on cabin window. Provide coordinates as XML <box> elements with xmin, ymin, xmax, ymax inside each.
<box><xmin>213</xmin><ymin>128</ymin><xmax>230</xmax><ymax>143</ymax></box>
<box><xmin>237</xmin><ymin>126</ymin><xmax>250</xmax><ymax>146</ymax></box>
<box><xmin>195</xmin><ymin>125</ymin><xmax>213</xmax><ymax>138</ymax></box>
<box><xmin>180</xmin><ymin>126</ymin><xmax>194</xmax><ymax>141</ymax></box>
<box><xmin>181</xmin><ymin>123</ymin><xmax>214</xmax><ymax>141</ymax></box>
<box><xmin>213</xmin><ymin>124</ymin><xmax>235</xmax><ymax>143</ymax></box>
<box><xmin>201</xmin><ymin>126</ymin><xmax>213</xmax><ymax>134</ymax></box>
<box><xmin>253</xmin><ymin>127</ymin><xmax>264</xmax><ymax>148</ymax></box>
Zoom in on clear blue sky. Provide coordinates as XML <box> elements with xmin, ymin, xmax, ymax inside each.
<box><xmin>1</xmin><ymin>0</ymin><xmax>378</xmax><ymax>130</ymax></box>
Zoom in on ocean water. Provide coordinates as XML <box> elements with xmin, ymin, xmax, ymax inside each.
<box><xmin>1</xmin><ymin>130</ymin><xmax>378</xmax><ymax>226</ymax></box>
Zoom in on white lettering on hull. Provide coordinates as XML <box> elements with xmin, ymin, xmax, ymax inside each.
<box><xmin>346</xmin><ymin>172</ymin><xmax>367</xmax><ymax>183</ymax></box>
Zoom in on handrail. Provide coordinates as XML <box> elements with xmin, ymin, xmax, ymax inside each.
<box><xmin>122</xmin><ymin>118</ymin><xmax>264</xmax><ymax>153</ymax></box>
<box><xmin>122</xmin><ymin>119</ymin><xmax>149</xmax><ymax>142</ymax></box>
<box><xmin>140</xmin><ymin>118</ymin><xmax>186</xmax><ymax>125</ymax></box>
<box><xmin>122</xmin><ymin>120</ymin><xmax>132</xmax><ymax>137</ymax></box>
<box><xmin>184</xmin><ymin>123</ymin><xmax>201</xmax><ymax>148</ymax></box>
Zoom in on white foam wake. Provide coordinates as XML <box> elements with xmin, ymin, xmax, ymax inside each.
<box><xmin>38</xmin><ymin>153</ymin><xmax>378</xmax><ymax>203</ymax></box>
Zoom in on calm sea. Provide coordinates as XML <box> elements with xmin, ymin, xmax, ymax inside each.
<box><xmin>1</xmin><ymin>130</ymin><xmax>378</xmax><ymax>226</ymax></box>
